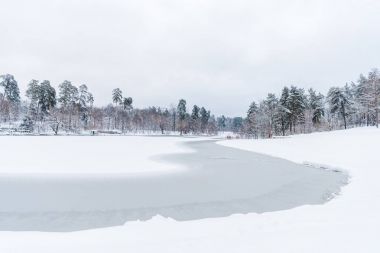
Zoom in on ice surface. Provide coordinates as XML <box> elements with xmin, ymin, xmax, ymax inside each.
<box><xmin>0</xmin><ymin>128</ymin><xmax>379</xmax><ymax>252</ymax></box>
<box><xmin>0</xmin><ymin>140</ymin><xmax>346</xmax><ymax>231</ymax></box>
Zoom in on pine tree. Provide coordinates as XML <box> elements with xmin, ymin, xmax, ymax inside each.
<box><xmin>26</xmin><ymin>80</ymin><xmax>56</xmax><ymax>120</ymax></box>
<box><xmin>26</xmin><ymin>80</ymin><xmax>40</xmax><ymax>101</ymax></box>
<box><xmin>123</xmin><ymin>97</ymin><xmax>133</xmax><ymax>111</ymax></box>
<box><xmin>355</xmin><ymin>70</ymin><xmax>380</xmax><ymax>127</ymax></box>
<box><xmin>58</xmin><ymin>80</ymin><xmax>78</xmax><ymax>130</ymax></box>
<box><xmin>0</xmin><ymin>74</ymin><xmax>21</xmax><ymax>121</ymax></box>
<box><xmin>367</xmin><ymin>69</ymin><xmax>380</xmax><ymax>127</ymax></box>
<box><xmin>78</xmin><ymin>84</ymin><xmax>93</xmax><ymax>127</ymax></box>
<box><xmin>327</xmin><ymin>87</ymin><xmax>352</xmax><ymax>129</ymax></box>
<box><xmin>288</xmin><ymin>86</ymin><xmax>306</xmax><ymax>133</ymax></box>
<box><xmin>39</xmin><ymin>80</ymin><xmax>57</xmax><ymax>114</ymax></box>
<box><xmin>275</xmin><ymin>87</ymin><xmax>291</xmax><ymax>136</ymax></box>
<box><xmin>190</xmin><ymin>105</ymin><xmax>200</xmax><ymax>133</ymax></box>
<box><xmin>177</xmin><ymin>99</ymin><xmax>187</xmax><ymax>135</ymax></box>
<box><xmin>355</xmin><ymin>74</ymin><xmax>371</xmax><ymax>125</ymax></box>
<box><xmin>246</xmin><ymin>101</ymin><xmax>259</xmax><ymax>138</ymax></box>
<box><xmin>263</xmin><ymin>93</ymin><xmax>278</xmax><ymax>138</ymax></box>
<box><xmin>0</xmin><ymin>74</ymin><xmax>20</xmax><ymax>104</ymax></box>
<box><xmin>112</xmin><ymin>88</ymin><xmax>123</xmax><ymax>105</ymax></box>
<box><xmin>26</xmin><ymin>80</ymin><xmax>41</xmax><ymax>120</ymax></box>
<box><xmin>59</xmin><ymin>80</ymin><xmax>78</xmax><ymax>107</ymax></box>
<box><xmin>308</xmin><ymin>88</ymin><xmax>325</xmax><ymax>126</ymax></box>
<box><xmin>200</xmin><ymin>107</ymin><xmax>210</xmax><ymax>133</ymax></box>
<box><xmin>232</xmin><ymin>117</ymin><xmax>243</xmax><ymax>133</ymax></box>
<box><xmin>217</xmin><ymin>115</ymin><xmax>226</xmax><ymax>132</ymax></box>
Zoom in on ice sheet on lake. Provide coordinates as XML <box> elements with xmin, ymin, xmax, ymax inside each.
<box><xmin>0</xmin><ymin>140</ymin><xmax>347</xmax><ymax>232</ymax></box>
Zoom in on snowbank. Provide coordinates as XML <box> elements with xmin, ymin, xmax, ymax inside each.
<box><xmin>0</xmin><ymin>127</ymin><xmax>379</xmax><ymax>252</ymax></box>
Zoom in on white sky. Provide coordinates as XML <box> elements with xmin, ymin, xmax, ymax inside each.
<box><xmin>1</xmin><ymin>0</ymin><xmax>380</xmax><ymax>116</ymax></box>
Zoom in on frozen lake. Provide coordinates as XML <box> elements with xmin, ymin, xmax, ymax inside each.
<box><xmin>0</xmin><ymin>138</ymin><xmax>347</xmax><ymax>232</ymax></box>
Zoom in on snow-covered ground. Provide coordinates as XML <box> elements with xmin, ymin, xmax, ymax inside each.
<box><xmin>0</xmin><ymin>127</ymin><xmax>379</xmax><ymax>252</ymax></box>
<box><xmin>0</xmin><ymin>136</ymin><xmax>193</xmax><ymax>175</ymax></box>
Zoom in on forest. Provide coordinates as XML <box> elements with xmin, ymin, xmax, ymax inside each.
<box><xmin>241</xmin><ymin>68</ymin><xmax>380</xmax><ymax>138</ymax></box>
<box><xmin>0</xmin><ymin>68</ymin><xmax>379</xmax><ymax>137</ymax></box>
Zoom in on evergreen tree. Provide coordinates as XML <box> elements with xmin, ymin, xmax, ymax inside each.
<box><xmin>26</xmin><ymin>80</ymin><xmax>40</xmax><ymax>102</ymax></box>
<box><xmin>190</xmin><ymin>105</ymin><xmax>200</xmax><ymax>133</ymax></box>
<box><xmin>112</xmin><ymin>88</ymin><xmax>123</xmax><ymax>105</ymax></box>
<box><xmin>355</xmin><ymin>74</ymin><xmax>372</xmax><ymax>125</ymax></box>
<box><xmin>39</xmin><ymin>80</ymin><xmax>57</xmax><ymax>114</ymax></box>
<box><xmin>246</xmin><ymin>101</ymin><xmax>259</xmax><ymax>138</ymax></box>
<box><xmin>327</xmin><ymin>87</ymin><xmax>352</xmax><ymax>129</ymax></box>
<box><xmin>367</xmin><ymin>69</ymin><xmax>380</xmax><ymax>127</ymax></box>
<box><xmin>58</xmin><ymin>80</ymin><xmax>78</xmax><ymax>108</ymax></box>
<box><xmin>263</xmin><ymin>93</ymin><xmax>278</xmax><ymax>138</ymax></box>
<box><xmin>200</xmin><ymin>107</ymin><xmax>210</xmax><ymax>133</ymax></box>
<box><xmin>177</xmin><ymin>99</ymin><xmax>187</xmax><ymax>135</ymax></box>
<box><xmin>217</xmin><ymin>115</ymin><xmax>226</xmax><ymax>131</ymax></box>
<box><xmin>0</xmin><ymin>74</ymin><xmax>21</xmax><ymax>121</ymax></box>
<box><xmin>26</xmin><ymin>80</ymin><xmax>41</xmax><ymax>120</ymax></box>
<box><xmin>232</xmin><ymin>117</ymin><xmax>243</xmax><ymax>133</ymax></box>
<box><xmin>58</xmin><ymin>80</ymin><xmax>78</xmax><ymax>130</ymax></box>
<box><xmin>0</xmin><ymin>74</ymin><xmax>20</xmax><ymax>104</ymax></box>
<box><xmin>276</xmin><ymin>87</ymin><xmax>291</xmax><ymax>136</ymax></box>
<box><xmin>123</xmin><ymin>97</ymin><xmax>133</xmax><ymax>110</ymax></box>
<box><xmin>308</xmin><ymin>88</ymin><xmax>325</xmax><ymax>125</ymax></box>
<box><xmin>26</xmin><ymin>80</ymin><xmax>56</xmax><ymax>119</ymax></box>
<box><xmin>78</xmin><ymin>84</ymin><xmax>93</xmax><ymax>127</ymax></box>
<box><xmin>288</xmin><ymin>86</ymin><xmax>306</xmax><ymax>132</ymax></box>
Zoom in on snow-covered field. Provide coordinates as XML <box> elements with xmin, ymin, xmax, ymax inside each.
<box><xmin>0</xmin><ymin>127</ymin><xmax>379</xmax><ymax>252</ymax></box>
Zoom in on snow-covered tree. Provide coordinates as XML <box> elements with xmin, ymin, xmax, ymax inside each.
<box><xmin>327</xmin><ymin>87</ymin><xmax>352</xmax><ymax>129</ymax></box>
<box><xmin>26</xmin><ymin>80</ymin><xmax>56</xmax><ymax>119</ymax></box>
<box><xmin>354</xmin><ymin>70</ymin><xmax>380</xmax><ymax>127</ymax></box>
<box><xmin>263</xmin><ymin>93</ymin><xmax>278</xmax><ymax>138</ymax></box>
<box><xmin>245</xmin><ymin>101</ymin><xmax>259</xmax><ymax>138</ymax></box>
<box><xmin>78</xmin><ymin>84</ymin><xmax>94</xmax><ymax>128</ymax></box>
<box><xmin>58</xmin><ymin>80</ymin><xmax>78</xmax><ymax>130</ymax></box>
<box><xmin>19</xmin><ymin>116</ymin><xmax>34</xmax><ymax>132</ymax></box>
<box><xmin>39</xmin><ymin>80</ymin><xmax>57</xmax><ymax>114</ymax></box>
<box><xmin>288</xmin><ymin>86</ymin><xmax>306</xmax><ymax>133</ymax></box>
<box><xmin>308</xmin><ymin>88</ymin><xmax>325</xmax><ymax>126</ymax></box>
<box><xmin>0</xmin><ymin>74</ymin><xmax>20</xmax><ymax>104</ymax></box>
<box><xmin>276</xmin><ymin>87</ymin><xmax>291</xmax><ymax>136</ymax></box>
<box><xmin>58</xmin><ymin>80</ymin><xmax>78</xmax><ymax>108</ymax></box>
<box><xmin>0</xmin><ymin>74</ymin><xmax>21</xmax><ymax>121</ymax></box>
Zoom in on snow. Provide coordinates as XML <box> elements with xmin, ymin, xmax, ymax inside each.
<box><xmin>0</xmin><ymin>136</ymin><xmax>193</xmax><ymax>175</ymax></box>
<box><xmin>0</xmin><ymin>127</ymin><xmax>379</xmax><ymax>252</ymax></box>
<box><xmin>0</xmin><ymin>139</ymin><xmax>345</xmax><ymax>232</ymax></box>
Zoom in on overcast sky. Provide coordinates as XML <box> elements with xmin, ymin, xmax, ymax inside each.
<box><xmin>1</xmin><ymin>0</ymin><xmax>380</xmax><ymax>116</ymax></box>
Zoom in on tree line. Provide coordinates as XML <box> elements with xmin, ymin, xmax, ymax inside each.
<box><xmin>0</xmin><ymin>68</ymin><xmax>379</xmax><ymax>137</ymax></box>
<box><xmin>237</xmin><ymin>68</ymin><xmax>380</xmax><ymax>138</ymax></box>
<box><xmin>0</xmin><ymin>74</ymin><xmax>218</xmax><ymax>135</ymax></box>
